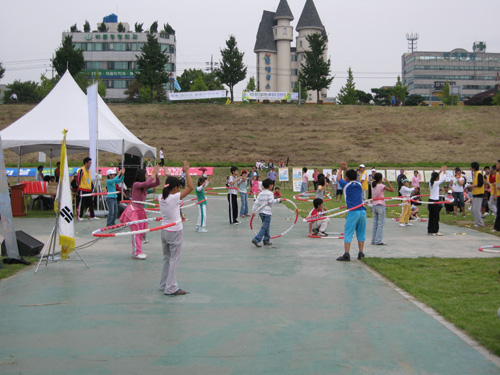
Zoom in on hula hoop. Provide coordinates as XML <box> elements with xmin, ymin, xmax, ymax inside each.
<box><xmin>180</xmin><ymin>198</ymin><xmax>207</xmax><ymax>209</ymax></box>
<box><xmin>308</xmin><ymin>234</ymin><xmax>344</xmax><ymax>239</ymax></box>
<box><xmin>304</xmin><ymin>203</ymin><xmax>365</xmax><ymax>223</ymax></box>
<box><xmin>293</xmin><ymin>190</ymin><xmax>332</xmax><ymax>202</ymax></box>
<box><xmin>410</xmin><ymin>195</ymin><xmax>454</xmax><ymax>205</ymax></box>
<box><xmin>80</xmin><ymin>191</ymin><xmax>118</xmax><ymax>197</ymax></box>
<box><xmin>92</xmin><ymin>217</ymin><xmax>182</xmax><ymax>238</ymax></box>
<box><xmin>478</xmin><ymin>246</ymin><xmax>500</xmax><ymax>253</ymax></box>
<box><xmin>392</xmin><ymin>217</ymin><xmax>428</xmax><ymax>222</ymax></box>
<box><xmin>250</xmin><ymin>198</ymin><xmax>299</xmax><ymax>240</ymax></box>
<box><xmin>303</xmin><ymin>205</ymin><xmax>347</xmax><ymax>223</ymax></box>
<box><xmin>205</xmin><ymin>187</ymin><xmax>239</xmax><ymax>196</ymax></box>
<box><xmin>120</xmin><ymin>200</ymin><xmax>159</xmax><ymax>207</ymax></box>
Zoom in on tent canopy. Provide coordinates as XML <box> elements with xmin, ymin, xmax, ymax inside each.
<box><xmin>0</xmin><ymin>71</ymin><xmax>156</xmax><ymax>159</ymax></box>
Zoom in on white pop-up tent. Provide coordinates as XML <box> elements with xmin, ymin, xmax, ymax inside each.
<box><xmin>0</xmin><ymin>71</ymin><xmax>156</xmax><ymax>159</ymax></box>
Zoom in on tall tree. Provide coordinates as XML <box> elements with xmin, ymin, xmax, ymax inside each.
<box><xmin>392</xmin><ymin>76</ymin><xmax>408</xmax><ymax>104</ymax></box>
<box><xmin>371</xmin><ymin>87</ymin><xmax>392</xmax><ymax>106</ymax></box>
<box><xmin>97</xmin><ymin>23</ymin><xmax>108</xmax><ymax>32</ymax></box>
<box><xmin>135</xmin><ymin>22</ymin><xmax>144</xmax><ymax>32</ymax></box>
<box><xmin>70</xmin><ymin>24</ymin><xmax>79</xmax><ymax>32</ymax></box>
<box><xmin>441</xmin><ymin>81</ymin><xmax>459</xmax><ymax>105</ymax></box>
<box><xmin>245</xmin><ymin>76</ymin><xmax>256</xmax><ymax>92</ymax></box>
<box><xmin>217</xmin><ymin>35</ymin><xmax>247</xmax><ymax>103</ymax></box>
<box><xmin>51</xmin><ymin>35</ymin><xmax>85</xmax><ymax>77</ymax></box>
<box><xmin>117</xmin><ymin>22</ymin><xmax>125</xmax><ymax>32</ymax></box>
<box><xmin>149</xmin><ymin>21</ymin><xmax>158</xmax><ymax>34</ymax></box>
<box><xmin>2</xmin><ymin>80</ymin><xmax>41</xmax><ymax>104</ymax></box>
<box><xmin>337</xmin><ymin>67</ymin><xmax>357</xmax><ymax>105</ymax></box>
<box><xmin>135</xmin><ymin>33</ymin><xmax>170</xmax><ymax>103</ymax></box>
<box><xmin>83</xmin><ymin>20</ymin><xmax>90</xmax><ymax>32</ymax></box>
<box><xmin>298</xmin><ymin>33</ymin><xmax>333</xmax><ymax>104</ymax></box>
<box><xmin>177</xmin><ymin>69</ymin><xmax>223</xmax><ymax>92</ymax></box>
<box><xmin>0</xmin><ymin>61</ymin><xmax>5</xmax><ymax>80</ymax></box>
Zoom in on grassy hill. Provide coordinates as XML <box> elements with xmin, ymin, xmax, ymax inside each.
<box><xmin>1</xmin><ymin>103</ymin><xmax>499</xmax><ymax>167</ymax></box>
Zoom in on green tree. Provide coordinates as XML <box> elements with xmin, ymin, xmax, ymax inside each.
<box><xmin>117</xmin><ymin>22</ymin><xmax>125</xmax><ymax>32</ymax></box>
<box><xmin>70</xmin><ymin>24</ymin><xmax>79</xmax><ymax>32</ymax></box>
<box><xmin>135</xmin><ymin>33</ymin><xmax>170</xmax><ymax>103</ymax></box>
<box><xmin>405</xmin><ymin>94</ymin><xmax>428</xmax><ymax>106</ymax></box>
<box><xmin>2</xmin><ymin>80</ymin><xmax>41</xmax><ymax>104</ymax></box>
<box><xmin>245</xmin><ymin>76</ymin><xmax>256</xmax><ymax>92</ymax></box>
<box><xmin>492</xmin><ymin>91</ymin><xmax>500</xmax><ymax>106</ymax></box>
<box><xmin>37</xmin><ymin>74</ymin><xmax>58</xmax><ymax>100</ymax></box>
<box><xmin>392</xmin><ymin>76</ymin><xmax>408</xmax><ymax>104</ymax></box>
<box><xmin>84</xmin><ymin>20</ymin><xmax>90</xmax><ymax>32</ymax></box>
<box><xmin>190</xmin><ymin>76</ymin><xmax>208</xmax><ymax>92</ymax></box>
<box><xmin>51</xmin><ymin>35</ymin><xmax>85</xmax><ymax>77</ymax></box>
<box><xmin>217</xmin><ymin>35</ymin><xmax>247</xmax><ymax>103</ymax></box>
<box><xmin>149</xmin><ymin>21</ymin><xmax>158</xmax><ymax>34</ymax></box>
<box><xmin>293</xmin><ymin>83</ymin><xmax>307</xmax><ymax>102</ymax></box>
<box><xmin>298</xmin><ymin>33</ymin><xmax>333</xmax><ymax>104</ymax></box>
<box><xmin>135</xmin><ymin>23</ymin><xmax>144</xmax><ymax>32</ymax></box>
<box><xmin>441</xmin><ymin>81</ymin><xmax>459</xmax><ymax>105</ymax></box>
<box><xmin>337</xmin><ymin>67</ymin><xmax>357</xmax><ymax>105</ymax></box>
<box><xmin>371</xmin><ymin>87</ymin><xmax>392</xmax><ymax>106</ymax></box>
<box><xmin>0</xmin><ymin>61</ymin><xmax>5</xmax><ymax>80</ymax></box>
<box><xmin>97</xmin><ymin>23</ymin><xmax>108</xmax><ymax>32</ymax></box>
<box><xmin>163</xmin><ymin>23</ymin><xmax>175</xmax><ymax>35</ymax></box>
<box><xmin>355</xmin><ymin>90</ymin><xmax>373</xmax><ymax>105</ymax></box>
<box><xmin>74</xmin><ymin>71</ymin><xmax>106</xmax><ymax>98</ymax></box>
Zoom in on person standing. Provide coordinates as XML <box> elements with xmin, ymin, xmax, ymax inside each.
<box><xmin>158</xmin><ymin>147</ymin><xmax>165</xmax><ymax>167</ymax></box>
<box><xmin>396</xmin><ymin>169</ymin><xmax>407</xmax><ymax>194</ymax></box>
<box><xmin>76</xmin><ymin>157</ymin><xmax>98</xmax><ymax>221</ymax></box>
<box><xmin>251</xmin><ymin>178</ymin><xmax>281</xmax><ymax>247</ymax></box>
<box><xmin>35</xmin><ymin>165</ymin><xmax>44</xmax><ymax>182</ymax></box>
<box><xmin>450</xmin><ymin>168</ymin><xmax>466</xmax><ymax>217</ymax></box>
<box><xmin>493</xmin><ymin>160</ymin><xmax>500</xmax><ymax>232</ymax></box>
<box><xmin>227</xmin><ymin>166</ymin><xmax>244</xmax><ymax>225</ymax></box>
<box><xmin>411</xmin><ymin>171</ymin><xmax>421</xmax><ymax>190</ymax></box>
<box><xmin>105</xmin><ymin>168</ymin><xmax>125</xmax><ymax>226</ymax></box>
<box><xmin>54</xmin><ymin>162</ymin><xmax>61</xmax><ymax>183</ymax></box>
<box><xmin>469</xmin><ymin>162</ymin><xmax>485</xmax><ymax>228</ymax></box>
<box><xmin>371</xmin><ymin>173</ymin><xmax>394</xmax><ymax>245</ymax></box>
<box><xmin>427</xmin><ymin>167</ymin><xmax>447</xmax><ymax>235</ymax></box>
<box><xmin>358</xmin><ymin>164</ymin><xmax>368</xmax><ymax>201</ymax></box>
<box><xmin>267</xmin><ymin>167</ymin><xmax>277</xmax><ymax>184</ymax></box>
<box><xmin>312</xmin><ymin>168</ymin><xmax>319</xmax><ymax>190</ymax></box>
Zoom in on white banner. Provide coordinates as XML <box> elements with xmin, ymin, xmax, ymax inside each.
<box><xmin>87</xmin><ymin>83</ymin><xmax>98</xmax><ymax>181</ymax></box>
<box><xmin>168</xmin><ymin>90</ymin><xmax>227</xmax><ymax>101</ymax></box>
<box><xmin>58</xmin><ymin>132</ymin><xmax>75</xmax><ymax>260</ymax></box>
<box><xmin>242</xmin><ymin>91</ymin><xmax>298</xmax><ymax>101</ymax></box>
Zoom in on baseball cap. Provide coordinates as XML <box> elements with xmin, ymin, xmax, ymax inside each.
<box><xmin>359</xmin><ymin>164</ymin><xmax>365</xmax><ymax>168</ymax></box>
<box><xmin>402</xmin><ymin>178</ymin><xmax>410</xmax><ymax>183</ymax></box>
<box><xmin>106</xmin><ymin>169</ymin><xmax>117</xmax><ymax>176</ymax></box>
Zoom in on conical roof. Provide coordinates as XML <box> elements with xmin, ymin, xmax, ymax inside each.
<box><xmin>296</xmin><ymin>0</ymin><xmax>325</xmax><ymax>31</ymax></box>
<box><xmin>254</xmin><ymin>11</ymin><xmax>277</xmax><ymax>52</ymax></box>
<box><xmin>274</xmin><ymin>0</ymin><xmax>294</xmax><ymax>21</ymax></box>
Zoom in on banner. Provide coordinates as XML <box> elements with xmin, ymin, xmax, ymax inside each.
<box><xmin>168</xmin><ymin>90</ymin><xmax>226</xmax><ymax>101</ymax></box>
<box><xmin>278</xmin><ymin>168</ymin><xmax>289</xmax><ymax>182</ymax></box>
<box><xmin>87</xmin><ymin>83</ymin><xmax>98</xmax><ymax>181</ymax></box>
<box><xmin>0</xmin><ymin>136</ymin><xmax>20</xmax><ymax>260</ymax></box>
<box><xmin>145</xmin><ymin>167</ymin><xmax>214</xmax><ymax>176</ymax></box>
<box><xmin>242</xmin><ymin>91</ymin><xmax>298</xmax><ymax>101</ymax></box>
<box><xmin>58</xmin><ymin>131</ymin><xmax>75</xmax><ymax>260</ymax></box>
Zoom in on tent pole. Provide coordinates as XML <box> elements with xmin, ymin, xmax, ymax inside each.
<box><xmin>121</xmin><ymin>140</ymin><xmax>125</xmax><ymax>201</ymax></box>
<box><xmin>16</xmin><ymin>147</ymin><xmax>22</xmax><ymax>184</ymax></box>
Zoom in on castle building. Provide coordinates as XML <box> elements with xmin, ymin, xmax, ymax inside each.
<box><xmin>254</xmin><ymin>0</ymin><xmax>328</xmax><ymax>103</ymax></box>
<box><xmin>64</xmin><ymin>14</ymin><xmax>176</xmax><ymax>100</ymax></box>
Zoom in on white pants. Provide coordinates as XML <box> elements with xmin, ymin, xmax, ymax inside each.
<box><xmin>160</xmin><ymin>230</ymin><xmax>183</xmax><ymax>294</ymax></box>
<box><xmin>197</xmin><ymin>204</ymin><xmax>207</xmax><ymax>228</ymax></box>
<box><xmin>312</xmin><ymin>217</ymin><xmax>330</xmax><ymax>232</ymax></box>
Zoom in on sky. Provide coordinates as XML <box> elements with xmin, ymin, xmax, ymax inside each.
<box><xmin>1</xmin><ymin>0</ymin><xmax>499</xmax><ymax>100</ymax></box>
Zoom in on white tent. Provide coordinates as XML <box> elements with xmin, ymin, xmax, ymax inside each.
<box><xmin>0</xmin><ymin>71</ymin><xmax>156</xmax><ymax>159</ymax></box>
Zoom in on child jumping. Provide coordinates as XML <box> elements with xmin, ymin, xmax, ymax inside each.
<box><xmin>308</xmin><ymin>198</ymin><xmax>330</xmax><ymax>237</ymax></box>
<box><xmin>336</xmin><ymin>162</ymin><xmax>366</xmax><ymax>261</ymax></box>
<box><xmin>195</xmin><ymin>175</ymin><xmax>210</xmax><ymax>232</ymax></box>
<box><xmin>159</xmin><ymin>160</ymin><xmax>193</xmax><ymax>296</ymax></box>
<box><xmin>251</xmin><ymin>178</ymin><xmax>281</xmax><ymax>247</ymax></box>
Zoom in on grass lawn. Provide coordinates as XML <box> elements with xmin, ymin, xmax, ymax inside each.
<box><xmin>0</xmin><ymin>257</ymin><xmax>38</xmax><ymax>281</ymax></box>
<box><xmin>363</xmin><ymin>257</ymin><xmax>500</xmax><ymax>357</ymax></box>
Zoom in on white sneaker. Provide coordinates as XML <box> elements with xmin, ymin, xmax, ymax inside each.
<box><xmin>142</xmin><ymin>239</ymin><xmax>149</xmax><ymax>244</ymax></box>
<box><xmin>399</xmin><ymin>223</ymin><xmax>407</xmax><ymax>227</ymax></box>
<box><xmin>406</xmin><ymin>223</ymin><xmax>413</xmax><ymax>226</ymax></box>
<box><xmin>198</xmin><ymin>228</ymin><xmax>208</xmax><ymax>233</ymax></box>
<box><xmin>132</xmin><ymin>253</ymin><xmax>147</xmax><ymax>260</ymax></box>
<box><xmin>90</xmin><ymin>217</ymin><xmax>100</xmax><ymax>220</ymax></box>
<box><xmin>76</xmin><ymin>217</ymin><xmax>83</xmax><ymax>221</ymax></box>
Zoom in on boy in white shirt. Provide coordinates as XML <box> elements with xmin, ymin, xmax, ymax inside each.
<box><xmin>251</xmin><ymin>178</ymin><xmax>281</xmax><ymax>247</ymax></box>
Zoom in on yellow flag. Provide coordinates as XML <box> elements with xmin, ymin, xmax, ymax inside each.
<box><xmin>226</xmin><ymin>97</ymin><xmax>231</xmax><ymax>105</ymax></box>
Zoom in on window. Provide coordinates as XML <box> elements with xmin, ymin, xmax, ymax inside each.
<box><xmin>291</xmin><ymin>82</ymin><xmax>296</xmax><ymax>89</ymax></box>
<box><xmin>291</xmin><ymin>69</ymin><xmax>298</xmax><ymax>76</ymax></box>
<box><xmin>291</xmin><ymin>55</ymin><xmax>297</xmax><ymax>62</ymax></box>
<box><xmin>299</xmin><ymin>41</ymin><xmax>302</xmax><ymax>48</ymax></box>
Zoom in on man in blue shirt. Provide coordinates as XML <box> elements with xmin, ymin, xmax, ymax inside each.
<box><xmin>336</xmin><ymin>162</ymin><xmax>366</xmax><ymax>261</ymax></box>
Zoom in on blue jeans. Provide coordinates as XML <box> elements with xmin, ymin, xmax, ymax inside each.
<box><xmin>240</xmin><ymin>192</ymin><xmax>248</xmax><ymax>216</ymax></box>
<box><xmin>253</xmin><ymin>213</ymin><xmax>271</xmax><ymax>243</ymax></box>
<box><xmin>107</xmin><ymin>197</ymin><xmax>118</xmax><ymax>226</ymax></box>
<box><xmin>371</xmin><ymin>205</ymin><xmax>385</xmax><ymax>244</ymax></box>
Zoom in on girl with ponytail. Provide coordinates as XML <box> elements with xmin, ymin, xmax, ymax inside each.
<box><xmin>159</xmin><ymin>160</ymin><xmax>193</xmax><ymax>296</ymax></box>
<box><xmin>371</xmin><ymin>172</ymin><xmax>394</xmax><ymax>245</ymax></box>
<box><xmin>428</xmin><ymin>166</ymin><xmax>447</xmax><ymax>236</ymax></box>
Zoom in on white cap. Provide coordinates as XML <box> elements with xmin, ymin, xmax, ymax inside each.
<box><xmin>106</xmin><ymin>169</ymin><xmax>116</xmax><ymax>176</ymax></box>
<box><xmin>359</xmin><ymin>164</ymin><xmax>365</xmax><ymax>168</ymax></box>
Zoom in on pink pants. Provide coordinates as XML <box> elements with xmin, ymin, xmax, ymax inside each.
<box><xmin>120</xmin><ymin>204</ymin><xmax>148</xmax><ymax>256</ymax></box>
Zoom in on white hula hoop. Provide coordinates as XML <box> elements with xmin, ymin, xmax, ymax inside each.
<box><xmin>250</xmin><ymin>198</ymin><xmax>299</xmax><ymax>240</ymax></box>
<box><xmin>304</xmin><ymin>202</ymin><xmax>365</xmax><ymax>223</ymax></box>
<box><xmin>92</xmin><ymin>217</ymin><xmax>182</xmax><ymax>238</ymax></box>
<box><xmin>80</xmin><ymin>191</ymin><xmax>118</xmax><ymax>197</ymax></box>
<box><xmin>410</xmin><ymin>195</ymin><xmax>454</xmax><ymax>205</ymax></box>
<box><xmin>308</xmin><ymin>234</ymin><xmax>344</xmax><ymax>239</ymax></box>
<box><xmin>303</xmin><ymin>206</ymin><xmax>347</xmax><ymax>223</ymax></box>
<box><xmin>478</xmin><ymin>245</ymin><xmax>500</xmax><ymax>253</ymax></box>
<box><xmin>180</xmin><ymin>198</ymin><xmax>207</xmax><ymax>209</ymax></box>
<box><xmin>293</xmin><ymin>190</ymin><xmax>332</xmax><ymax>202</ymax></box>
<box><xmin>205</xmin><ymin>187</ymin><xmax>239</xmax><ymax>196</ymax></box>
<box><xmin>120</xmin><ymin>200</ymin><xmax>159</xmax><ymax>207</ymax></box>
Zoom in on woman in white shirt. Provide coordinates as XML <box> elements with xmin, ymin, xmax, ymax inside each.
<box><xmin>428</xmin><ymin>166</ymin><xmax>447</xmax><ymax>236</ymax></box>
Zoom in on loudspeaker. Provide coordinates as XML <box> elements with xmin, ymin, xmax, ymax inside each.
<box><xmin>1</xmin><ymin>230</ymin><xmax>44</xmax><ymax>257</ymax></box>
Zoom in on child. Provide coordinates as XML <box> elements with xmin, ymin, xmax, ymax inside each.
<box><xmin>251</xmin><ymin>178</ymin><xmax>281</xmax><ymax>247</ymax></box>
<box><xmin>274</xmin><ymin>186</ymin><xmax>282</xmax><ymax>199</ymax></box>
<box><xmin>239</xmin><ymin>170</ymin><xmax>249</xmax><ymax>218</ymax></box>
<box><xmin>336</xmin><ymin>162</ymin><xmax>366</xmax><ymax>261</ymax></box>
<box><xmin>331</xmin><ymin>169</ymin><xmax>338</xmax><ymax>200</ymax></box>
<box><xmin>371</xmin><ymin>172</ymin><xmax>394</xmax><ymax>245</ymax></box>
<box><xmin>227</xmin><ymin>166</ymin><xmax>245</xmax><ymax>225</ymax></box>
<box><xmin>315</xmin><ymin>173</ymin><xmax>327</xmax><ymax>199</ymax></box>
<box><xmin>195</xmin><ymin>175</ymin><xmax>210</xmax><ymax>232</ymax></box>
<box><xmin>308</xmin><ymin>198</ymin><xmax>330</xmax><ymax>237</ymax></box>
<box><xmin>120</xmin><ymin>165</ymin><xmax>161</xmax><ymax>260</ymax></box>
<box><xmin>410</xmin><ymin>187</ymin><xmax>421</xmax><ymax>220</ymax></box>
<box><xmin>159</xmin><ymin>161</ymin><xmax>193</xmax><ymax>296</ymax></box>
<box><xmin>251</xmin><ymin>175</ymin><xmax>260</xmax><ymax>201</ymax></box>
<box><xmin>399</xmin><ymin>179</ymin><xmax>415</xmax><ymax>227</ymax></box>
<box><xmin>105</xmin><ymin>168</ymin><xmax>125</xmax><ymax>227</ymax></box>
<box><xmin>428</xmin><ymin>166</ymin><xmax>447</xmax><ymax>236</ymax></box>
<box><xmin>301</xmin><ymin>167</ymin><xmax>309</xmax><ymax>197</ymax></box>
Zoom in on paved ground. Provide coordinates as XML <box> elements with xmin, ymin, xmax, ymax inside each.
<box><xmin>1</xmin><ymin>197</ymin><xmax>500</xmax><ymax>374</ymax></box>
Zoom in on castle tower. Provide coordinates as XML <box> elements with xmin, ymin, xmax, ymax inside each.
<box><xmin>254</xmin><ymin>11</ymin><xmax>278</xmax><ymax>92</ymax></box>
<box><xmin>273</xmin><ymin>0</ymin><xmax>294</xmax><ymax>92</ymax></box>
<box><xmin>296</xmin><ymin>0</ymin><xmax>328</xmax><ymax>102</ymax></box>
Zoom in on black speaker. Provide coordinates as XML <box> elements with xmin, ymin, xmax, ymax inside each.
<box><xmin>124</xmin><ymin>153</ymin><xmax>141</xmax><ymax>189</ymax></box>
<box><xmin>1</xmin><ymin>230</ymin><xmax>44</xmax><ymax>257</ymax></box>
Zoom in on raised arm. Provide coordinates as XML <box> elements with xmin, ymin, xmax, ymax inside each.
<box><xmin>180</xmin><ymin>161</ymin><xmax>193</xmax><ymax>200</ymax></box>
